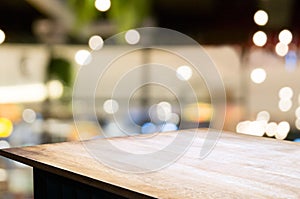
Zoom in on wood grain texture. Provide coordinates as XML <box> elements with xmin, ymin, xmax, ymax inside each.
<box><xmin>1</xmin><ymin>129</ymin><xmax>300</xmax><ymax>198</ymax></box>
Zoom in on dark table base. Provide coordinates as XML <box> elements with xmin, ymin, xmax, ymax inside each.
<box><xmin>33</xmin><ymin>168</ymin><xmax>128</xmax><ymax>199</ymax></box>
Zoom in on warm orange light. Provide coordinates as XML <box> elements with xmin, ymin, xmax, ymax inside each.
<box><xmin>183</xmin><ymin>103</ymin><xmax>213</xmax><ymax>122</ymax></box>
<box><xmin>0</xmin><ymin>117</ymin><xmax>13</xmax><ymax>138</ymax></box>
<box><xmin>0</xmin><ymin>104</ymin><xmax>21</xmax><ymax>122</ymax></box>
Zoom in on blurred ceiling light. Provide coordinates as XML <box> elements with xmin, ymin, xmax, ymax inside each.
<box><xmin>47</xmin><ymin>80</ymin><xmax>64</xmax><ymax>99</ymax></box>
<box><xmin>88</xmin><ymin>35</ymin><xmax>104</xmax><ymax>50</ymax></box>
<box><xmin>278</xmin><ymin>99</ymin><xmax>292</xmax><ymax>112</ymax></box>
<box><xmin>95</xmin><ymin>0</ymin><xmax>111</xmax><ymax>12</ymax></box>
<box><xmin>278</xmin><ymin>29</ymin><xmax>293</xmax><ymax>45</ymax></box>
<box><xmin>252</xmin><ymin>31</ymin><xmax>267</xmax><ymax>47</ymax></box>
<box><xmin>265</xmin><ymin>122</ymin><xmax>277</xmax><ymax>137</ymax></box>
<box><xmin>0</xmin><ymin>29</ymin><xmax>5</xmax><ymax>44</ymax></box>
<box><xmin>275</xmin><ymin>42</ymin><xmax>289</xmax><ymax>57</ymax></box>
<box><xmin>256</xmin><ymin>111</ymin><xmax>270</xmax><ymax>122</ymax></box>
<box><xmin>275</xmin><ymin>121</ymin><xmax>290</xmax><ymax>140</ymax></box>
<box><xmin>176</xmin><ymin>65</ymin><xmax>192</xmax><ymax>81</ymax></box>
<box><xmin>250</xmin><ymin>68</ymin><xmax>266</xmax><ymax>84</ymax></box>
<box><xmin>279</xmin><ymin>87</ymin><xmax>293</xmax><ymax>99</ymax></box>
<box><xmin>125</xmin><ymin>29</ymin><xmax>140</xmax><ymax>45</ymax></box>
<box><xmin>22</xmin><ymin>109</ymin><xmax>36</xmax><ymax>123</ymax></box>
<box><xmin>0</xmin><ymin>84</ymin><xmax>47</xmax><ymax>104</ymax></box>
<box><xmin>75</xmin><ymin>50</ymin><xmax>92</xmax><ymax>65</ymax></box>
<box><xmin>254</xmin><ymin>10</ymin><xmax>268</xmax><ymax>26</ymax></box>
<box><xmin>0</xmin><ymin>118</ymin><xmax>13</xmax><ymax>138</ymax></box>
<box><xmin>103</xmin><ymin>99</ymin><xmax>119</xmax><ymax>114</ymax></box>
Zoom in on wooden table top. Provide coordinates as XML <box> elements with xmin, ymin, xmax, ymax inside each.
<box><xmin>1</xmin><ymin>129</ymin><xmax>300</xmax><ymax>198</ymax></box>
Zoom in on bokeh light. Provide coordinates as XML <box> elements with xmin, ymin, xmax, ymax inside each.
<box><xmin>0</xmin><ymin>140</ymin><xmax>10</xmax><ymax>149</ymax></box>
<box><xmin>103</xmin><ymin>99</ymin><xmax>119</xmax><ymax>114</ymax></box>
<box><xmin>0</xmin><ymin>29</ymin><xmax>5</xmax><ymax>44</ymax></box>
<box><xmin>176</xmin><ymin>65</ymin><xmax>193</xmax><ymax>81</ymax></box>
<box><xmin>158</xmin><ymin>101</ymin><xmax>172</xmax><ymax>113</ymax></box>
<box><xmin>88</xmin><ymin>35</ymin><xmax>104</xmax><ymax>50</ymax></box>
<box><xmin>295</xmin><ymin>118</ymin><xmax>300</xmax><ymax>130</ymax></box>
<box><xmin>266</xmin><ymin>122</ymin><xmax>277</xmax><ymax>137</ymax></box>
<box><xmin>236</xmin><ymin>120</ymin><xmax>266</xmax><ymax>137</ymax></box>
<box><xmin>22</xmin><ymin>109</ymin><xmax>36</xmax><ymax>123</ymax></box>
<box><xmin>256</xmin><ymin>110</ymin><xmax>270</xmax><ymax>122</ymax></box>
<box><xmin>75</xmin><ymin>50</ymin><xmax>92</xmax><ymax>65</ymax></box>
<box><xmin>0</xmin><ymin>104</ymin><xmax>21</xmax><ymax>122</ymax></box>
<box><xmin>236</xmin><ymin>121</ymin><xmax>251</xmax><ymax>134</ymax></box>
<box><xmin>183</xmin><ymin>103</ymin><xmax>212</xmax><ymax>122</ymax></box>
<box><xmin>157</xmin><ymin>101</ymin><xmax>172</xmax><ymax>122</ymax></box>
<box><xmin>0</xmin><ymin>84</ymin><xmax>47</xmax><ymax>103</ymax></box>
<box><xmin>285</xmin><ymin>50</ymin><xmax>297</xmax><ymax>71</ymax></box>
<box><xmin>250</xmin><ymin>68</ymin><xmax>266</xmax><ymax>84</ymax></box>
<box><xmin>95</xmin><ymin>0</ymin><xmax>111</xmax><ymax>12</ymax></box>
<box><xmin>0</xmin><ymin>118</ymin><xmax>13</xmax><ymax>138</ymax></box>
<box><xmin>141</xmin><ymin>122</ymin><xmax>157</xmax><ymax>134</ymax></box>
<box><xmin>252</xmin><ymin>31</ymin><xmax>267</xmax><ymax>47</ymax></box>
<box><xmin>102</xmin><ymin>122</ymin><xmax>123</xmax><ymax>137</ymax></box>
<box><xmin>168</xmin><ymin>113</ymin><xmax>180</xmax><ymax>125</ymax></box>
<box><xmin>275</xmin><ymin>42</ymin><xmax>289</xmax><ymax>57</ymax></box>
<box><xmin>47</xmin><ymin>80</ymin><xmax>64</xmax><ymax>99</ymax></box>
<box><xmin>125</xmin><ymin>29</ymin><xmax>140</xmax><ymax>45</ymax></box>
<box><xmin>278</xmin><ymin>29</ymin><xmax>293</xmax><ymax>45</ymax></box>
<box><xmin>275</xmin><ymin>121</ymin><xmax>290</xmax><ymax>140</ymax></box>
<box><xmin>160</xmin><ymin>123</ymin><xmax>178</xmax><ymax>132</ymax></box>
<box><xmin>253</xmin><ymin>10</ymin><xmax>268</xmax><ymax>26</ymax></box>
<box><xmin>294</xmin><ymin>138</ymin><xmax>300</xmax><ymax>142</ymax></box>
<box><xmin>279</xmin><ymin>87</ymin><xmax>293</xmax><ymax>99</ymax></box>
<box><xmin>278</xmin><ymin>99</ymin><xmax>292</xmax><ymax>112</ymax></box>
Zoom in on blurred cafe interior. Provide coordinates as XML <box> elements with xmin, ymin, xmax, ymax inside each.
<box><xmin>1</xmin><ymin>0</ymin><xmax>300</xmax><ymax>198</ymax></box>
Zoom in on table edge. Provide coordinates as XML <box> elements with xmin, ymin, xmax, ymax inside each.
<box><xmin>0</xmin><ymin>148</ymin><xmax>156</xmax><ymax>199</ymax></box>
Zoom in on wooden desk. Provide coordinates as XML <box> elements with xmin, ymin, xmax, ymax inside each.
<box><xmin>1</xmin><ymin>129</ymin><xmax>300</xmax><ymax>198</ymax></box>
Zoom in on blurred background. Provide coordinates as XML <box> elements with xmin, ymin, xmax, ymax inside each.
<box><xmin>1</xmin><ymin>0</ymin><xmax>300</xmax><ymax>198</ymax></box>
